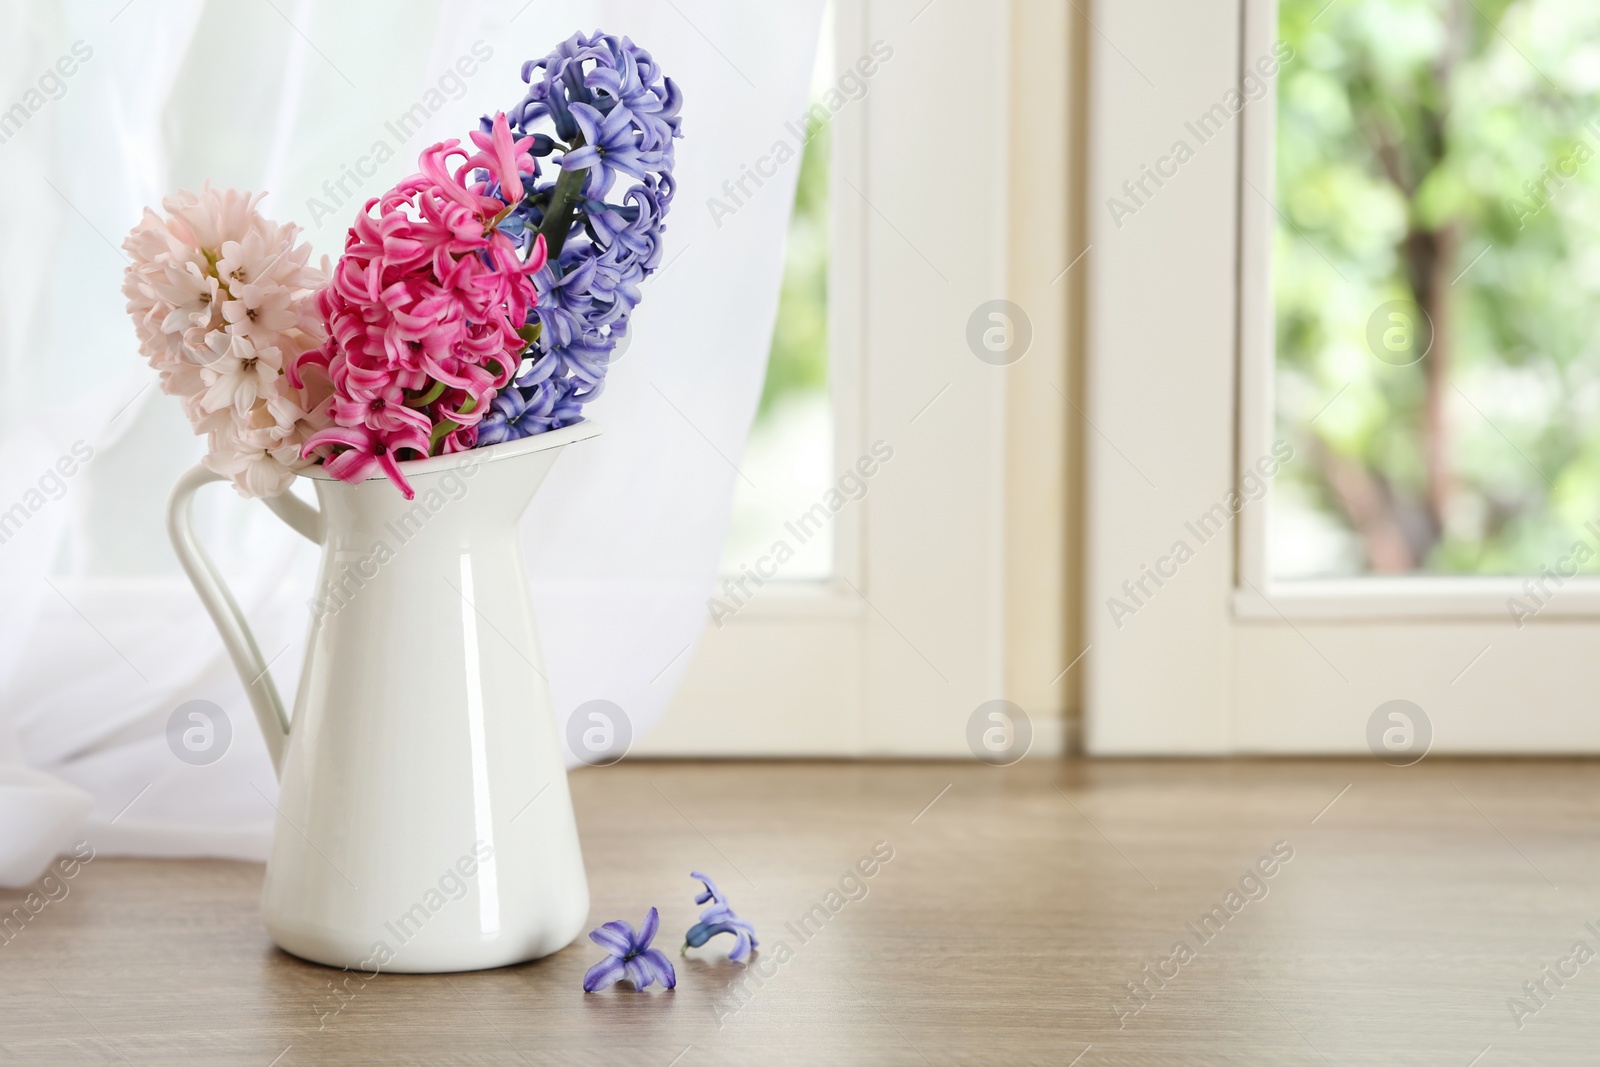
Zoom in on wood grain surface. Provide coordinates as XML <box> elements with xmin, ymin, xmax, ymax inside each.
<box><xmin>2</xmin><ymin>758</ymin><xmax>1597</xmax><ymax>1065</ymax></box>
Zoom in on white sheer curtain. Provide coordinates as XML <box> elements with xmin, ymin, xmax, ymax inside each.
<box><xmin>0</xmin><ymin>0</ymin><xmax>823</xmax><ymax>882</ymax></box>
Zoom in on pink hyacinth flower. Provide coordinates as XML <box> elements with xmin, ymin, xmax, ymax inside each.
<box><xmin>306</xmin><ymin>424</ymin><xmax>431</xmax><ymax>500</ymax></box>
<box><xmin>296</xmin><ymin>114</ymin><xmax>549</xmax><ymax>496</ymax></box>
<box><xmin>466</xmin><ymin>112</ymin><xmax>536</xmax><ymax>203</ymax></box>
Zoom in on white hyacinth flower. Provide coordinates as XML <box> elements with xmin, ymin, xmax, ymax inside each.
<box><xmin>199</xmin><ymin>333</ymin><xmax>284</xmax><ymax>417</ymax></box>
<box><xmin>121</xmin><ymin>183</ymin><xmax>331</xmax><ymax>497</ymax></box>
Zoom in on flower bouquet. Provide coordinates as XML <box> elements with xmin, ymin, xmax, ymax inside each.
<box><xmin>123</xmin><ymin>31</ymin><xmax>681</xmax><ymax>500</ymax></box>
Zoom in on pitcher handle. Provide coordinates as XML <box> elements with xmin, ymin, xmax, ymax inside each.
<box><xmin>166</xmin><ymin>465</ymin><xmax>324</xmax><ymax>776</ymax></box>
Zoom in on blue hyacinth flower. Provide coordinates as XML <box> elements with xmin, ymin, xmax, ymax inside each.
<box><xmin>683</xmin><ymin>871</ymin><xmax>758</xmax><ymax>962</ymax></box>
<box><xmin>583</xmin><ymin>906</ymin><xmax>677</xmax><ymax>992</ymax></box>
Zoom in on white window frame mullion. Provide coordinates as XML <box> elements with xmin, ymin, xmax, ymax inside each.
<box><xmin>645</xmin><ymin>0</ymin><xmax>1025</xmax><ymax>758</ymax></box>
<box><xmin>1236</xmin><ymin>0</ymin><xmax>1278</xmax><ymax>602</ymax></box>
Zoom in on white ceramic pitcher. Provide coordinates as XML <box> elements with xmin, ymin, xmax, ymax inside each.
<box><xmin>167</xmin><ymin>423</ymin><xmax>599</xmax><ymax>973</ymax></box>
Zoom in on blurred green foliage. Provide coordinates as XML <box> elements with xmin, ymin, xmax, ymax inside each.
<box><xmin>1275</xmin><ymin>0</ymin><xmax>1600</xmax><ymax>576</ymax></box>
<box><xmin>757</xmin><ymin>127</ymin><xmax>830</xmax><ymax>418</ymax></box>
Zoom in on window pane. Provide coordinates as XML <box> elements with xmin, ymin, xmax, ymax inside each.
<box><xmin>720</xmin><ymin>14</ymin><xmax>834</xmax><ymax>581</ymax></box>
<box><xmin>1272</xmin><ymin>0</ymin><xmax>1600</xmax><ymax>578</ymax></box>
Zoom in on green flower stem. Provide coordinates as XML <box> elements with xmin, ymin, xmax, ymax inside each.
<box><xmin>406</xmin><ymin>381</ymin><xmax>447</xmax><ymax>408</ymax></box>
<box><xmin>536</xmin><ymin>135</ymin><xmax>589</xmax><ymax>261</ymax></box>
<box><xmin>427</xmin><ymin>395</ymin><xmax>479</xmax><ymax>455</ymax></box>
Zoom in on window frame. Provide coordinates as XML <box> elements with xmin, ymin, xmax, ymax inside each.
<box><xmin>642</xmin><ymin>0</ymin><xmax>1063</xmax><ymax>759</ymax></box>
<box><xmin>1234</xmin><ymin>0</ymin><xmax>1600</xmax><ymax>621</ymax></box>
<box><xmin>1084</xmin><ymin>0</ymin><xmax>1600</xmax><ymax>755</ymax></box>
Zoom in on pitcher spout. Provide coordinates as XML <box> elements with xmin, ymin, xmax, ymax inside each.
<box><xmin>309</xmin><ymin>420</ymin><xmax>601</xmax><ymax>526</ymax></box>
